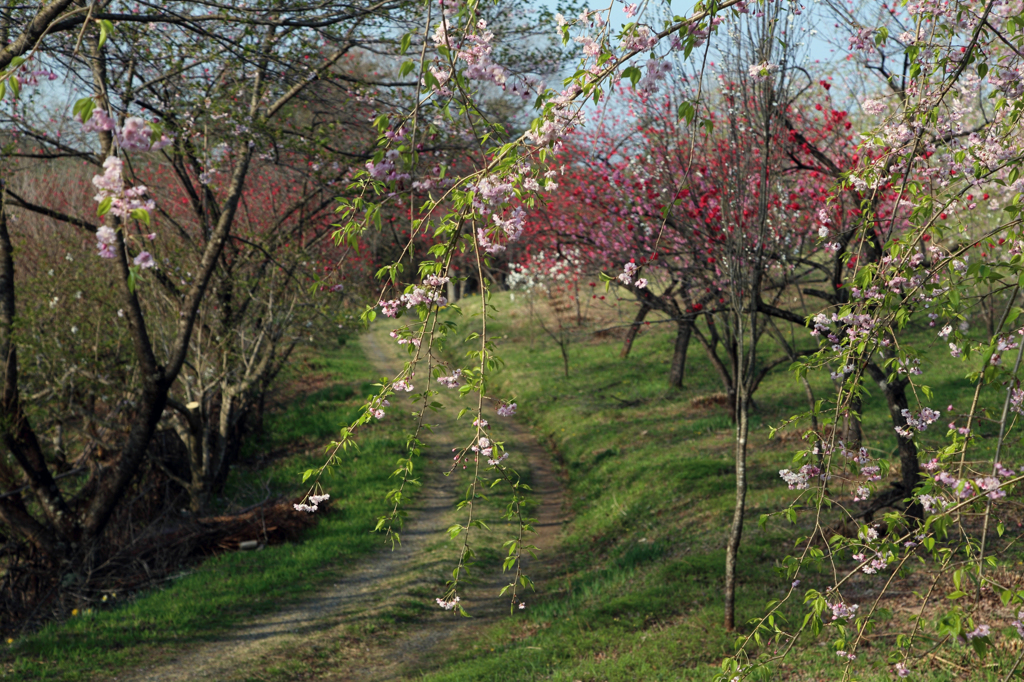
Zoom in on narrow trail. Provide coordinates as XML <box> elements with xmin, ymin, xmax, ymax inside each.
<box><xmin>116</xmin><ymin>331</ymin><xmax>565</xmax><ymax>682</ymax></box>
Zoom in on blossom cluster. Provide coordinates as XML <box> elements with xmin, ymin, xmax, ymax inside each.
<box><xmin>472</xmin><ymin>436</ymin><xmax>493</xmax><ymax>461</ymax></box>
<box><xmin>94</xmin><ymin>226</ymin><xmax>156</xmax><ymax>268</ymax></box>
<box><xmin>779</xmin><ymin>464</ymin><xmax>821</xmax><ymax>490</ymax></box>
<box><xmin>293</xmin><ymin>493</ymin><xmax>330</xmax><ymax>513</ymax></box>
<box><xmin>617</xmin><ymin>260</ymin><xmax>647</xmax><ymax>289</ymax></box>
<box><xmin>437</xmin><ymin>368</ymin><xmax>462</xmax><ymax>388</ymax></box>
<box><xmin>811</xmin><ymin>312</ymin><xmax>877</xmax><ymax>352</ymax></box>
<box><xmin>747</xmin><ymin>61</ymin><xmax>779</xmax><ymax>82</ymax></box>
<box><xmin>829</xmin><ymin>601</ymin><xmax>858</xmax><ymax>621</ymax></box>
<box><xmin>894</xmin><ymin>407</ymin><xmax>940</xmax><ymax>438</ymax></box>
<box><xmin>366</xmin><ymin>150</ymin><xmax>410</xmax><ymax>183</ymax></box>
<box><xmin>487</xmin><ymin>449</ymin><xmax>509</xmax><ymax>467</ymax></box>
<box><xmin>380</xmin><ymin>276</ymin><xmax>450</xmax><ymax>317</ymax></box>
<box><xmin>853</xmin><ymin>549</ymin><xmax>893</xmax><ymax>575</ymax></box>
<box><xmin>932</xmin><ymin>466</ymin><xmax>1014</xmax><ymax>501</ymax></box>
<box><xmin>369</xmin><ymin>396</ymin><xmax>390</xmax><ymax>420</ymax></box>
<box><xmin>93</xmin><ymin>157</ymin><xmax>156</xmax><ymax>218</ymax></box>
<box><xmin>965</xmin><ymin>624</ymin><xmax>991</xmax><ymax>641</ymax></box>
<box><xmin>479</xmin><ymin>206</ymin><xmax>527</xmax><ymax>255</ymax></box>
<box><xmin>96</xmin><ymin>227</ymin><xmax>118</xmax><ymax>260</ymax></box>
<box><xmin>389</xmin><ymin>330</ymin><xmax>421</xmax><ymax>348</ymax></box>
<box><xmin>507</xmin><ymin>249</ymin><xmax>583</xmax><ymax>291</ymax></box>
<box><xmin>80</xmin><ymin>110</ymin><xmax>172</xmax><ymax>151</ymax></box>
<box><xmin>430</xmin><ymin>19</ymin><xmax>506</xmax><ymax>92</ymax></box>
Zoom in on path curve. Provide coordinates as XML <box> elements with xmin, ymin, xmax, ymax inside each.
<box><xmin>116</xmin><ymin>330</ymin><xmax>564</xmax><ymax>682</ymax></box>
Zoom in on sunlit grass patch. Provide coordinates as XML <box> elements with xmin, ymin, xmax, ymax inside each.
<box><xmin>418</xmin><ymin>291</ymin><xmax>1018</xmax><ymax>681</ymax></box>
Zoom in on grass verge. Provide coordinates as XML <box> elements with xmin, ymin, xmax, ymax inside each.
<box><xmin>413</xmin><ymin>291</ymin><xmax>1024</xmax><ymax>681</ymax></box>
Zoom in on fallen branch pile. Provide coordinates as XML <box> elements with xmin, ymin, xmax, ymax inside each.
<box><xmin>1</xmin><ymin>496</ymin><xmax>325</xmax><ymax>635</ymax></box>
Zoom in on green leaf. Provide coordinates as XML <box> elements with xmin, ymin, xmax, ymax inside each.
<box><xmin>677</xmin><ymin>100</ymin><xmax>695</xmax><ymax>123</ymax></box>
<box><xmin>96</xmin><ymin>197</ymin><xmax>113</xmax><ymax>216</ymax></box>
<box><xmin>130</xmin><ymin>208</ymin><xmax>151</xmax><ymax>226</ymax></box>
<box><xmin>621</xmin><ymin>66</ymin><xmax>641</xmax><ymax>87</ymax></box>
<box><xmin>98</xmin><ymin>19</ymin><xmax>114</xmax><ymax>49</ymax></box>
<box><xmin>400</xmin><ymin>32</ymin><xmax>412</xmax><ymax>54</ymax></box>
<box><xmin>73</xmin><ymin>97</ymin><xmax>96</xmax><ymax>122</ymax></box>
<box><xmin>127</xmin><ymin>265</ymin><xmax>138</xmax><ymax>294</ymax></box>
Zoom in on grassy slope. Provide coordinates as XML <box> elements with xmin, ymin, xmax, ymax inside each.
<box><xmin>418</xmin><ymin>291</ymin><xmax>1020</xmax><ymax>682</ymax></box>
<box><xmin>2</xmin><ymin>341</ymin><xmax>407</xmax><ymax>682</ymax></box>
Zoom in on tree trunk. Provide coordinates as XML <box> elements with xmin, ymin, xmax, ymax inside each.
<box><xmin>668</xmin><ymin>316</ymin><xmax>694</xmax><ymax>388</ymax></box>
<box><xmin>0</xmin><ymin>188</ymin><xmax>68</xmax><ymax>558</ymax></box>
<box><xmin>865</xmin><ymin>362</ymin><xmax>922</xmax><ymax>521</ymax></box>
<box><xmin>724</xmin><ymin>389</ymin><xmax>750</xmax><ymax>632</ymax></box>
<box><xmin>621</xmin><ymin>303</ymin><xmax>651</xmax><ymax>358</ymax></box>
<box><xmin>692</xmin><ymin>324</ymin><xmax>737</xmax><ymax>421</ymax></box>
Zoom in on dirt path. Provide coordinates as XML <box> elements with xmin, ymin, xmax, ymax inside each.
<box><xmin>116</xmin><ymin>331</ymin><xmax>565</xmax><ymax>682</ymax></box>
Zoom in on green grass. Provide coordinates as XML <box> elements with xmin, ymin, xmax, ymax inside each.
<box><xmin>412</xmin><ymin>291</ymin><xmax>1023</xmax><ymax>681</ymax></box>
<box><xmin>9</xmin><ymin>294</ymin><xmax>1020</xmax><ymax>681</ymax></box>
<box><xmin>237</xmin><ymin>348</ymin><xmax>379</xmax><ymax>461</ymax></box>
<box><xmin>2</xmin><ymin>340</ymin><xmax>407</xmax><ymax>682</ymax></box>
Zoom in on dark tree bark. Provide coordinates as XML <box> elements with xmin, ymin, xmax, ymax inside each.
<box><xmin>0</xmin><ymin>0</ymin><xmax>77</xmax><ymax>70</ymax></box>
<box><xmin>692</xmin><ymin>317</ymin><xmax>737</xmax><ymax>421</ymax></box>
<box><xmin>668</xmin><ymin>316</ymin><xmax>694</xmax><ymax>388</ymax></box>
<box><xmin>864</xmin><ymin>361</ymin><xmax>923</xmax><ymax>521</ymax></box>
<box><xmin>0</xmin><ymin>187</ymin><xmax>69</xmax><ymax>558</ymax></box>
<box><xmin>621</xmin><ymin>303</ymin><xmax>650</xmax><ymax>358</ymax></box>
